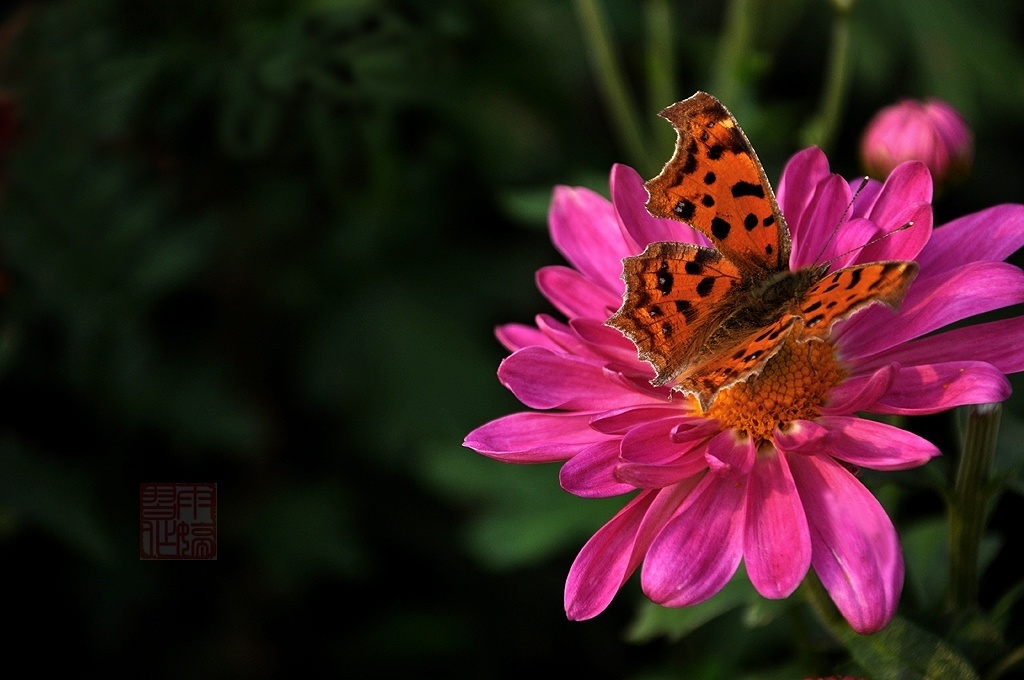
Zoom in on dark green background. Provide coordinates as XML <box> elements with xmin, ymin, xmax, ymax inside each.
<box><xmin>2</xmin><ymin>1</ymin><xmax>1023</xmax><ymax>677</ymax></box>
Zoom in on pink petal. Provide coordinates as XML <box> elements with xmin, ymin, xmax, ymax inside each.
<box><xmin>866</xmin><ymin>361</ymin><xmax>1011</xmax><ymax>415</ymax></box>
<box><xmin>838</xmin><ymin>261</ymin><xmax>1024</xmax><ymax>358</ymax></box>
<box><xmin>773</xmin><ymin>419</ymin><xmax>832</xmax><ymax>455</ymax></box>
<box><xmin>620</xmin><ymin>417</ymin><xmax>700</xmax><ymax>463</ymax></box>
<box><xmin>495</xmin><ymin>322</ymin><xmax>556</xmax><ymax>352</ymax></box>
<box><xmin>536</xmin><ymin>265</ymin><xmax>618</xmax><ymax>320</ymax></box>
<box><xmin>589</xmin><ymin>405</ymin><xmax>686</xmax><ymax>434</ymax></box>
<box><xmin>817</xmin><ymin>416</ymin><xmax>940</xmax><ymax>470</ymax></box>
<box><xmin>847</xmin><ymin>176</ymin><xmax>884</xmax><ymax>218</ymax></box>
<box><xmin>705</xmin><ymin>429</ymin><xmax>756</xmax><ymax>478</ymax></box>
<box><xmin>857</xmin><ymin>316</ymin><xmax>1024</xmax><ymax>376</ymax></box>
<box><xmin>822</xmin><ymin>363</ymin><xmax>898</xmax><ymax>415</ymax></box>
<box><xmin>565</xmin><ymin>490</ymin><xmax>657</xmax><ymax>620</ymax></box>
<box><xmin>790</xmin><ymin>173</ymin><xmax>852</xmax><ymax>269</ymax></box>
<box><xmin>917</xmin><ymin>204</ymin><xmax>1024</xmax><ymax>272</ymax></box>
<box><xmin>570</xmin><ymin>318</ymin><xmax>650</xmax><ymax>369</ymax></box>
<box><xmin>855</xmin><ymin>200</ymin><xmax>932</xmax><ymax>265</ymax></box>
<box><xmin>641</xmin><ymin>472</ymin><xmax>746</xmax><ymax>607</ymax></box>
<box><xmin>567</xmin><ymin>481</ymin><xmax>699</xmax><ymax>620</ymax></box>
<box><xmin>549</xmin><ymin>185</ymin><xmax>630</xmax><ymax>292</ymax></box>
<box><xmin>560</xmin><ymin>440</ymin><xmax>635</xmax><ymax>497</ymax></box>
<box><xmin>777</xmin><ymin>147</ymin><xmax>831</xmax><ymax>237</ymax></box>
<box><xmin>611</xmin><ymin>163</ymin><xmax>707</xmax><ymax>248</ymax></box>
<box><xmin>789</xmin><ymin>454</ymin><xmax>903</xmax><ymax>634</ymax></box>
<box><xmin>866</xmin><ymin>161</ymin><xmax>933</xmax><ymax>232</ymax></box>
<box><xmin>464</xmin><ymin>411</ymin><xmax>608</xmax><ymax>462</ymax></box>
<box><xmin>498</xmin><ymin>346</ymin><xmax>654</xmax><ymax>410</ymax></box>
<box><xmin>615</xmin><ymin>418</ymin><xmax>710</xmax><ymax>488</ymax></box>
<box><xmin>744</xmin><ymin>449</ymin><xmax>810</xmax><ymax>598</ymax></box>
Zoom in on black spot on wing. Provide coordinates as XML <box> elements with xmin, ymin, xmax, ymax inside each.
<box><xmin>743</xmin><ymin>213</ymin><xmax>758</xmax><ymax>231</ymax></box>
<box><xmin>731</xmin><ymin>181</ymin><xmax>765</xmax><ymax>199</ymax></box>
<box><xmin>711</xmin><ymin>217</ymin><xmax>731</xmax><ymax>240</ymax></box>
<box><xmin>674</xmin><ymin>199</ymin><xmax>696</xmax><ymax>221</ymax></box>
<box><xmin>696</xmin><ymin>277</ymin><xmax>716</xmax><ymax>298</ymax></box>
<box><xmin>656</xmin><ymin>262</ymin><xmax>674</xmax><ymax>295</ymax></box>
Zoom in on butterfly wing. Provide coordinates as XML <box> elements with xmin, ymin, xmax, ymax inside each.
<box><xmin>797</xmin><ymin>261</ymin><xmax>919</xmax><ymax>337</ymax></box>
<box><xmin>645</xmin><ymin>91</ymin><xmax>790</xmax><ymax>276</ymax></box>
<box><xmin>607</xmin><ymin>241</ymin><xmax>744</xmax><ymax>387</ymax></box>
<box><xmin>676</xmin><ymin>314</ymin><xmax>800</xmax><ymax>410</ymax></box>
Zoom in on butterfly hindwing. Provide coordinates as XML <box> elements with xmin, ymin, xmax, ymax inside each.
<box><xmin>676</xmin><ymin>314</ymin><xmax>799</xmax><ymax>410</ymax></box>
<box><xmin>607</xmin><ymin>241</ymin><xmax>743</xmax><ymax>387</ymax></box>
<box><xmin>644</xmin><ymin>92</ymin><xmax>790</xmax><ymax>275</ymax></box>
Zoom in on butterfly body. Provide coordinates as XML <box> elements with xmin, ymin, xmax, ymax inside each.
<box><xmin>607</xmin><ymin>92</ymin><xmax>918</xmax><ymax>409</ymax></box>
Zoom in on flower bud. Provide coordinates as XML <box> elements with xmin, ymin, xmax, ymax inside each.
<box><xmin>860</xmin><ymin>98</ymin><xmax>972</xmax><ymax>189</ymax></box>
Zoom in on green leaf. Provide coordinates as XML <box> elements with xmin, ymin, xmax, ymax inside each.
<box><xmin>626</xmin><ymin>571</ymin><xmax>758</xmax><ymax>643</ymax></box>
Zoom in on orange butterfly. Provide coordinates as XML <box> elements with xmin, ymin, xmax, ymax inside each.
<box><xmin>607</xmin><ymin>92</ymin><xmax>918</xmax><ymax>410</ymax></box>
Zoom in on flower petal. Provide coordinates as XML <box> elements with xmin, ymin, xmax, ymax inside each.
<box><xmin>917</xmin><ymin>204</ymin><xmax>1024</xmax><ymax>272</ymax></box>
<box><xmin>777</xmin><ymin>147</ymin><xmax>831</xmax><ymax>238</ymax></box>
<box><xmin>615</xmin><ymin>418</ymin><xmax>710</xmax><ymax>488</ymax></box>
<box><xmin>589</xmin><ymin>405</ymin><xmax>685</xmax><ymax>434</ymax></box>
<box><xmin>560</xmin><ymin>439</ymin><xmax>635</xmax><ymax>497</ymax></box>
<box><xmin>705</xmin><ymin>429</ymin><xmax>756</xmax><ymax>478</ymax></box>
<box><xmin>464</xmin><ymin>411</ymin><xmax>607</xmax><ymax>462</ymax></box>
<box><xmin>549</xmin><ymin>185</ymin><xmax>629</xmax><ymax>292</ymax></box>
<box><xmin>498</xmin><ymin>346</ymin><xmax>654</xmax><ymax>410</ymax></box>
<box><xmin>790</xmin><ymin>173</ymin><xmax>851</xmax><ymax>269</ymax></box>
<box><xmin>822</xmin><ymin>363</ymin><xmax>898</xmax><ymax>415</ymax></box>
<box><xmin>495</xmin><ymin>322</ymin><xmax>556</xmax><ymax>352</ymax></box>
<box><xmin>817</xmin><ymin>416</ymin><xmax>940</xmax><ymax>470</ymax></box>
<box><xmin>565</xmin><ymin>490</ymin><xmax>657</xmax><ymax>620</ymax></box>
<box><xmin>789</xmin><ymin>454</ymin><xmax>903</xmax><ymax>634</ymax></box>
<box><xmin>611</xmin><ymin>163</ymin><xmax>705</xmax><ymax>248</ymax></box>
<box><xmin>536</xmin><ymin>265</ymin><xmax>618</xmax><ymax>320</ymax></box>
<box><xmin>839</xmin><ymin>261</ymin><xmax>1024</xmax><ymax>357</ymax></box>
<box><xmin>773</xmin><ymin>419</ymin><xmax>832</xmax><ymax>455</ymax></box>
<box><xmin>744</xmin><ymin>450</ymin><xmax>810</xmax><ymax>598</ymax></box>
<box><xmin>857</xmin><ymin>316</ymin><xmax>1024</xmax><ymax>376</ymax></box>
<box><xmin>866</xmin><ymin>361</ymin><xmax>1011</xmax><ymax>415</ymax></box>
<box><xmin>642</xmin><ymin>472</ymin><xmax>746</xmax><ymax>607</ymax></box>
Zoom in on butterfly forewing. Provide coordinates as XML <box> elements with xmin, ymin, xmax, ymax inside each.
<box><xmin>644</xmin><ymin>92</ymin><xmax>790</xmax><ymax>275</ymax></box>
<box><xmin>797</xmin><ymin>261</ymin><xmax>919</xmax><ymax>337</ymax></box>
<box><xmin>607</xmin><ymin>241</ymin><xmax>743</xmax><ymax>386</ymax></box>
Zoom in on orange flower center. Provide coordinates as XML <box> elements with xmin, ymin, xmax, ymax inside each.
<box><xmin>703</xmin><ymin>336</ymin><xmax>848</xmax><ymax>444</ymax></box>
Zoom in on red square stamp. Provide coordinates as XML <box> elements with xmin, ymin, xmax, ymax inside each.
<box><xmin>140</xmin><ymin>483</ymin><xmax>217</xmax><ymax>560</ymax></box>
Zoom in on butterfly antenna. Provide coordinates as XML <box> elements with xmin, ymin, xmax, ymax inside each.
<box><xmin>811</xmin><ymin>176</ymin><xmax>871</xmax><ymax>266</ymax></box>
<box><xmin>821</xmin><ymin>220</ymin><xmax>917</xmax><ymax>268</ymax></box>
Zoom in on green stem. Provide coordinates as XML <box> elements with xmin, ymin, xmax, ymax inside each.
<box><xmin>573</xmin><ymin>0</ymin><xmax>651</xmax><ymax>171</ymax></box>
<box><xmin>644</xmin><ymin>0</ymin><xmax>674</xmax><ymax>116</ymax></box>
<box><xmin>986</xmin><ymin>644</ymin><xmax>1024</xmax><ymax>680</ymax></box>
<box><xmin>800</xmin><ymin>571</ymin><xmax>848</xmax><ymax>637</ymax></box>
<box><xmin>805</xmin><ymin>0</ymin><xmax>854</xmax><ymax>151</ymax></box>
<box><xmin>948</xmin><ymin>403</ymin><xmax>1001</xmax><ymax>615</ymax></box>
<box><xmin>711</xmin><ymin>0</ymin><xmax>754</xmax><ymax>107</ymax></box>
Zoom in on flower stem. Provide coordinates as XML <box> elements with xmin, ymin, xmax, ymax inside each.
<box><xmin>800</xmin><ymin>571</ymin><xmax>847</xmax><ymax>637</ymax></box>
<box><xmin>573</xmin><ymin>0</ymin><xmax>651</xmax><ymax>172</ymax></box>
<box><xmin>644</xmin><ymin>0</ymin><xmax>674</xmax><ymax>119</ymax></box>
<box><xmin>949</xmin><ymin>402</ymin><xmax>1001</xmax><ymax>615</ymax></box>
<box><xmin>710</xmin><ymin>0</ymin><xmax>753</xmax><ymax>107</ymax></box>
<box><xmin>804</xmin><ymin>0</ymin><xmax>854</xmax><ymax>151</ymax></box>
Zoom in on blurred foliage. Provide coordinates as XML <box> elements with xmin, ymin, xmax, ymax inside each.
<box><xmin>1</xmin><ymin>0</ymin><xmax>1023</xmax><ymax>677</ymax></box>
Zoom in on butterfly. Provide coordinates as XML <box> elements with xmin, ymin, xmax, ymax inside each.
<box><xmin>606</xmin><ymin>92</ymin><xmax>918</xmax><ymax>410</ymax></box>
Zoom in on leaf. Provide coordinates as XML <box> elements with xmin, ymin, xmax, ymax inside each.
<box><xmin>626</xmin><ymin>570</ymin><xmax>758</xmax><ymax>643</ymax></box>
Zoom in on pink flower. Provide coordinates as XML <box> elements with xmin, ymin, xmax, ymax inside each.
<box><xmin>463</xmin><ymin>149</ymin><xmax>1024</xmax><ymax>634</ymax></box>
<box><xmin>860</xmin><ymin>98</ymin><xmax>973</xmax><ymax>189</ymax></box>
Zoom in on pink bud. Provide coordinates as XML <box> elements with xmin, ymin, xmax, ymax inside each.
<box><xmin>860</xmin><ymin>98</ymin><xmax>973</xmax><ymax>189</ymax></box>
